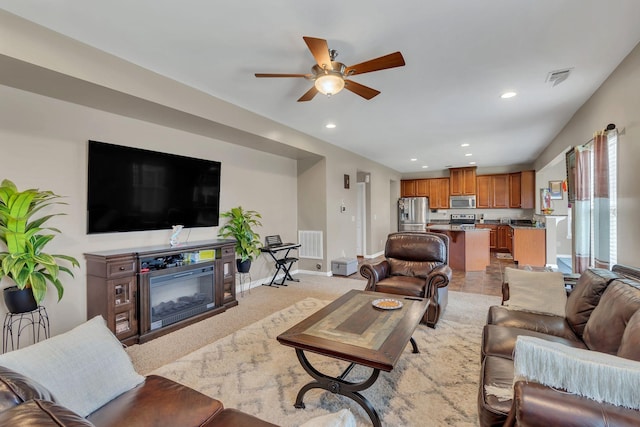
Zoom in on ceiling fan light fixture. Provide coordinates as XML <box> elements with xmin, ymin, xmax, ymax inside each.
<box><xmin>314</xmin><ymin>73</ymin><xmax>345</xmax><ymax>96</ymax></box>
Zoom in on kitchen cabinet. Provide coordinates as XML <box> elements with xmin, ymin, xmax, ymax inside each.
<box><xmin>416</xmin><ymin>179</ymin><xmax>429</xmax><ymax>196</ymax></box>
<box><xmin>511</xmin><ymin>227</ymin><xmax>545</xmax><ymax>267</ymax></box>
<box><xmin>498</xmin><ymin>225</ymin><xmax>511</xmax><ymax>251</ymax></box>
<box><xmin>401</xmin><ymin>180</ymin><xmax>416</xmax><ymax>197</ymax></box>
<box><xmin>449</xmin><ymin>167</ymin><xmax>477</xmax><ymax>196</ymax></box>
<box><xmin>429</xmin><ymin>178</ymin><xmax>450</xmax><ymax>209</ymax></box>
<box><xmin>476</xmin><ymin>174</ymin><xmax>509</xmax><ymax>208</ymax></box>
<box><xmin>509</xmin><ymin>173</ymin><xmax>522</xmax><ymax>208</ymax></box>
<box><xmin>520</xmin><ymin>170</ymin><xmax>535</xmax><ymax>209</ymax></box>
<box><xmin>509</xmin><ymin>170</ymin><xmax>535</xmax><ymax>209</ymax></box>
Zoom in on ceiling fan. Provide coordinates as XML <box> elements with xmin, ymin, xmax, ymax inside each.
<box><xmin>255</xmin><ymin>36</ymin><xmax>406</xmax><ymax>102</ymax></box>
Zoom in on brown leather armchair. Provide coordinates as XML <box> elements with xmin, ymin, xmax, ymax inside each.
<box><xmin>360</xmin><ymin>232</ymin><xmax>452</xmax><ymax>327</ymax></box>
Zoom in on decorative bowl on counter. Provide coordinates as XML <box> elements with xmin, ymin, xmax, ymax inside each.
<box><xmin>541</xmin><ymin>208</ymin><xmax>554</xmax><ymax>215</ymax></box>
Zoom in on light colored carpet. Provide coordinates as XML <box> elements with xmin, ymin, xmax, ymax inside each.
<box><xmin>148</xmin><ymin>281</ymin><xmax>499</xmax><ymax>426</ymax></box>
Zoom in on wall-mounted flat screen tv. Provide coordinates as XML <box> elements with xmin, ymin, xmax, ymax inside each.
<box><xmin>87</xmin><ymin>140</ymin><xmax>221</xmax><ymax>234</ymax></box>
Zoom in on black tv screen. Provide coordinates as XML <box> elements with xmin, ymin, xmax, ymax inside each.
<box><xmin>87</xmin><ymin>140</ymin><xmax>221</xmax><ymax>234</ymax></box>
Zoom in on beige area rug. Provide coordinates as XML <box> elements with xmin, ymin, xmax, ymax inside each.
<box><xmin>152</xmin><ymin>291</ymin><xmax>499</xmax><ymax>426</ymax></box>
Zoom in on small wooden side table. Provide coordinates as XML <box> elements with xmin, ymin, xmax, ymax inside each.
<box><xmin>2</xmin><ymin>306</ymin><xmax>50</xmax><ymax>353</ymax></box>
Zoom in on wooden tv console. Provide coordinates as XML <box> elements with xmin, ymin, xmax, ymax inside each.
<box><xmin>85</xmin><ymin>239</ymin><xmax>237</xmax><ymax>345</ymax></box>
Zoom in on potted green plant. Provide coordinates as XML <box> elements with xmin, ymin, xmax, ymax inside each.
<box><xmin>0</xmin><ymin>179</ymin><xmax>79</xmax><ymax>313</ymax></box>
<box><xmin>217</xmin><ymin>206</ymin><xmax>262</xmax><ymax>273</ymax></box>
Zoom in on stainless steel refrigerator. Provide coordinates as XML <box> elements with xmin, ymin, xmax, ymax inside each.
<box><xmin>398</xmin><ymin>197</ymin><xmax>429</xmax><ymax>231</ymax></box>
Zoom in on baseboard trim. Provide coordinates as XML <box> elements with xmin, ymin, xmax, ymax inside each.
<box><xmin>361</xmin><ymin>251</ymin><xmax>384</xmax><ymax>259</ymax></box>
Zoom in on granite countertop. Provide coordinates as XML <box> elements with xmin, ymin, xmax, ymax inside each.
<box><xmin>426</xmin><ymin>224</ymin><xmax>490</xmax><ymax>232</ymax></box>
<box><xmin>427</xmin><ymin>219</ymin><xmax>544</xmax><ymax>229</ymax></box>
<box><xmin>510</xmin><ymin>224</ymin><xmax>545</xmax><ymax>230</ymax></box>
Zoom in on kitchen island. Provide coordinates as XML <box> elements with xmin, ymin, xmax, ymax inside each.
<box><xmin>426</xmin><ymin>225</ymin><xmax>490</xmax><ymax>271</ymax></box>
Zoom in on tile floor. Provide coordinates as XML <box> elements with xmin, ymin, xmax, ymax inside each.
<box><xmin>356</xmin><ymin>253</ymin><xmax>513</xmax><ymax>297</ymax></box>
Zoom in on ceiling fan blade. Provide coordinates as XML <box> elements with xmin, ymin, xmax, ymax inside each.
<box><xmin>344</xmin><ymin>52</ymin><xmax>405</xmax><ymax>76</ymax></box>
<box><xmin>255</xmin><ymin>73</ymin><xmax>310</xmax><ymax>78</ymax></box>
<box><xmin>344</xmin><ymin>80</ymin><xmax>381</xmax><ymax>100</ymax></box>
<box><xmin>297</xmin><ymin>86</ymin><xmax>319</xmax><ymax>102</ymax></box>
<box><xmin>303</xmin><ymin>36</ymin><xmax>333</xmax><ymax>70</ymax></box>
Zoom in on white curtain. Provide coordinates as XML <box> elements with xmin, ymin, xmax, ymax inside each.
<box><xmin>573</xmin><ymin>129</ymin><xmax>617</xmax><ymax>273</ymax></box>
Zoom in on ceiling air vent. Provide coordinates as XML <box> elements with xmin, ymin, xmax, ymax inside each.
<box><xmin>546</xmin><ymin>68</ymin><xmax>573</xmax><ymax>87</ymax></box>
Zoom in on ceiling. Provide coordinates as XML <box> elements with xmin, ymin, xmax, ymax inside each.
<box><xmin>2</xmin><ymin>1</ymin><xmax>640</xmax><ymax>173</ymax></box>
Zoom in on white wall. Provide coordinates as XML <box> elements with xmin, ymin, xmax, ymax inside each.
<box><xmin>535</xmin><ymin>41</ymin><xmax>640</xmax><ymax>266</ymax></box>
<box><xmin>0</xmin><ymin>85</ymin><xmax>298</xmax><ymax>334</ymax></box>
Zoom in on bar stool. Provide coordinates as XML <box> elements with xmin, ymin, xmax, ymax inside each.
<box><xmin>2</xmin><ymin>306</ymin><xmax>50</xmax><ymax>353</ymax></box>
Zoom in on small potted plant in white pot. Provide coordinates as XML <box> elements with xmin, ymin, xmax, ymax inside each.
<box><xmin>217</xmin><ymin>206</ymin><xmax>262</xmax><ymax>273</ymax></box>
<box><xmin>0</xmin><ymin>179</ymin><xmax>79</xmax><ymax>313</ymax></box>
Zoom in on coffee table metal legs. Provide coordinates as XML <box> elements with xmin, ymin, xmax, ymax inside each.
<box><xmin>410</xmin><ymin>337</ymin><xmax>419</xmax><ymax>353</ymax></box>
<box><xmin>293</xmin><ymin>349</ymin><xmax>382</xmax><ymax>427</ymax></box>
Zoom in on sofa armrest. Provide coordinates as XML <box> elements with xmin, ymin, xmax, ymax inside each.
<box><xmin>508</xmin><ymin>380</ymin><xmax>640</xmax><ymax>427</ymax></box>
<box><xmin>359</xmin><ymin>261</ymin><xmax>390</xmax><ymax>291</ymax></box>
<box><xmin>425</xmin><ymin>264</ymin><xmax>452</xmax><ymax>297</ymax></box>
<box><xmin>0</xmin><ymin>366</ymin><xmax>56</xmax><ymax>413</ymax></box>
<box><xmin>86</xmin><ymin>375</ymin><xmax>224</xmax><ymax>427</ymax></box>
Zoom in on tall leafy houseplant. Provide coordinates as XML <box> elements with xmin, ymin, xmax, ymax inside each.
<box><xmin>218</xmin><ymin>207</ymin><xmax>262</xmax><ymax>272</ymax></box>
<box><xmin>0</xmin><ymin>179</ymin><xmax>79</xmax><ymax>307</ymax></box>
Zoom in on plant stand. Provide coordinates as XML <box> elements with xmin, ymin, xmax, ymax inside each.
<box><xmin>237</xmin><ymin>272</ymin><xmax>252</xmax><ymax>297</ymax></box>
<box><xmin>2</xmin><ymin>306</ymin><xmax>50</xmax><ymax>353</ymax></box>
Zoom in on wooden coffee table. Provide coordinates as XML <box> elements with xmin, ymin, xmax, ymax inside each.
<box><xmin>276</xmin><ymin>289</ymin><xmax>429</xmax><ymax>426</ymax></box>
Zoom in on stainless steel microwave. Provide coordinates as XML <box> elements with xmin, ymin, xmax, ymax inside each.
<box><xmin>450</xmin><ymin>195</ymin><xmax>476</xmax><ymax>209</ymax></box>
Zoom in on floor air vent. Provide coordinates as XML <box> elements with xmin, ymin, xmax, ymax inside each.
<box><xmin>298</xmin><ymin>230</ymin><xmax>323</xmax><ymax>259</ymax></box>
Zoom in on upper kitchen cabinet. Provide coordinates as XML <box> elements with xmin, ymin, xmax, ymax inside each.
<box><xmin>401</xmin><ymin>179</ymin><xmax>429</xmax><ymax>197</ymax></box>
<box><xmin>416</xmin><ymin>179</ymin><xmax>430</xmax><ymax>197</ymax></box>
<box><xmin>509</xmin><ymin>173</ymin><xmax>522</xmax><ymax>208</ymax></box>
<box><xmin>449</xmin><ymin>167</ymin><xmax>477</xmax><ymax>196</ymax></box>
<box><xmin>429</xmin><ymin>178</ymin><xmax>450</xmax><ymax>209</ymax></box>
<box><xmin>401</xmin><ymin>179</ymin><xmax>417</xmax><ymax>197</ymax></box>
<box><xmin>401</xmin><ymin>178</ymin><xmax>448</xmax><ymax>208</ymax></box>
<box><xmin>509</xmin><ymin>170</ymin><xmax>535</xmax><ymax>209</ymax></box>
<box><xmin>520</xmin><ymin>170</ymin><xmax>535</xmax><ymax>209</ymax></box>
<box><xmin>477</xmin><ymin>174</ymin><xmax>509</xmax><ymax>208</ymax></box>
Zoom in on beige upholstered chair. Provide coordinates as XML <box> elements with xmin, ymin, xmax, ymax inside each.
<box><xmin>360</xmin><ymin>232</ymin><xmax>452</xmax><ymax>327</ymax></box>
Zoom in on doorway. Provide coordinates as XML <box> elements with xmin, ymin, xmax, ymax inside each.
<box><xmin>357</xmin><ymin>182</ymin><xmax>366</xmax><ymax>256</ymax></box>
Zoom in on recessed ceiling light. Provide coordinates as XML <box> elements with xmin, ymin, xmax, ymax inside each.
<box><xmin>410</xmin><ymin>158</ymin><xmax>417</xmax><ymax>162</ymax></box>
<box><xmin>469</xmin><ymin>161</ymin><xmax>476</xmax><ymax>165</ymax></box>
<box><xmin>422</xmin><ymin>165</ymin><xmax>428</xmax><ymax>169</ymax></box>
<box><xmin>465</xmin><ymin>153</ymin><xmax>473</xmax><ymax>157</ymax></box>
<box><xmin>325</xmin><ymin>123</ymin><xmax>336</xmax><ymax>129</ymax></box>
<box><xmin>501</xmin><ymin>91</ymin><xmax>517</xmax><ymax>99</ymax></box>
<box><xmin>461</xmin><ymin>143</ymin><xmax>470</xmax><ymax>147</ymax></box>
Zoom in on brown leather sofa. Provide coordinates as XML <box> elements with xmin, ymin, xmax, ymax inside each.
<box><xmin>360</xmin><ymin>232</ymin><xmax>452</xmax><ymax>327</ymax></box>
<box><xmin>478</xmin><ymin>265</ymin><xmax>640</xmax><ymax>427</ymax></box>
<box><xmin>0</xmin><ymin>365</ymin><xmax>277</xmax><ymax>427</ymax></box>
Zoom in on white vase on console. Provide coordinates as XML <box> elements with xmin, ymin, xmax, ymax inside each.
<box><xmin>170</xmin><ymin>225</ymin><xmax>184</xmax><ymax>247</ymax></box>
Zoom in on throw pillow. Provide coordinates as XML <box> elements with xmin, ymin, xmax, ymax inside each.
<box><xmin>504</xmin><ymin>267</ymin><xmax>567</xmax><ymax>317</ymax></box>
<box><xmin>513</xmin><ymin>336</ymin><xmax>640</xmax><ymax>410</ymax></box>
<box><xmin>300</xmin><ymin>409</ymin><xmax>357</xmax><ymax>427</ymax></box>
<box><xmin>0</xmin><ymin>315</ymin><xmax>144</xmax><ymax>417</ymax></box>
